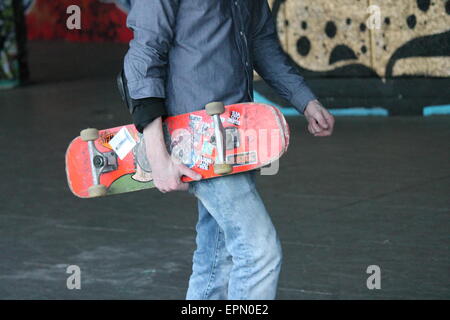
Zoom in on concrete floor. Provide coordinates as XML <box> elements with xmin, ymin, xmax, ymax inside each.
<box><xmin>0</xmin><ymin>41</ymin><xmax>449</xmax><ymax>299</ymax></box>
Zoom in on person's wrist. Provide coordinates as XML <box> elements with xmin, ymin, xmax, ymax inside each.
<box><xmin>148</xmin><ymin>152</ymin><xmax>171</xmax><ymax>171</ymax></box>
<box><xmin>306</xmin><ymin>99</ymin><xmax>319</xmax><ymax>106</ymax></box>
<box><xmin>145</xmin><ymin>142</ymin><xmax>169</xmax><ymax>161</ymax></box>
<box><xmin>304</xmin><ymin>99</ymin><xmax>321</xmax><ymax>115</ymax></box>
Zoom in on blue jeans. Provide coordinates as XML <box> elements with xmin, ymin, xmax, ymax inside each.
<box><xmin>186</xmin><ymin>171</ymin><xmax>282</xmax><ymax>300</ymax></box>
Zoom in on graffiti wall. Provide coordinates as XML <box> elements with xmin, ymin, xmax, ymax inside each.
<box><xmin>24</xmin><ymin>0</ymin><xmax>450</xmax><ymax>78</ymax></box>
<box><xmin>273</xmin><ymin>0</ymin><xmax>450</xmax><ymax>78</ymax></box>
<box><xmin>22</xmin><ymin>0</ymin><xmax>449</xmax><ymax>79</ymax></box>
<box><xmin>25</xmin><ymin>0</ymin><xmax>132</xmax><ymax>42</ymax></box>
<box><xmin>3</xmin><ymin>0</ymin><xmax>449</xmax><ymax>110</ymax></box>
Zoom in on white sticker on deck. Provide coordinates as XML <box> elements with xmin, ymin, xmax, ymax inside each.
<box><xmin>109</xmin><ymin>127</ymin><xmax>137</xmax><ymax>160</ymax></box>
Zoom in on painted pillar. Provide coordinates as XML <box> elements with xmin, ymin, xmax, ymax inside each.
<box><xmin>0</xmin><ymin>0</ymin><xmax>29</xmax><ymax>89</ymax></box>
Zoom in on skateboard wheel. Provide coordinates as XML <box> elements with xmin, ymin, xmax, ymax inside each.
<box><xmin>206</xmin><ymin>102</ymin><xmax>225</xmax><ymax>116</ymax></box>
<box><xmin>80</xmin><ymin>128</ymin><xmax>99</xmax><ymax>141</ymax></box>
<box><xmin>214</xmin><ymin>163</ymin><xmax>233</xmax><ymax>175</ymax></box>
<box><xmin>88</xmin><ymin>184</ymin><xmax>107</xmax><ymax>198</ymax></box>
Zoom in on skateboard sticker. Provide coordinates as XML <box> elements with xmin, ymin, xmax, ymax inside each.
<box><xmin>171</xmin><ymin>132</ymin><xmax>194</xmax><ymax>166</ymax></box>
<box><xmin>193</xmin><ymin>130</ymin><xmax>202</xmax><ymax>146</ymax></box>
<box><xmin>109</xmin><ymin>127</ymin><xmax>137</xmax><ymax>160</ymax></box>
<box><xmin>227</xmin><ymin>111</ymin><xmax>241</xmax><ymax>126</ymax></box>
<box><xmin>99</xmin><ymin>131</ymin><xmax>115</xmax><ymax>149</ymax></box>
<box><xmin>201</xmin><ymin>141</ymin><xmax>214</xmax><ymax>155</ymax></box>
<box><xmin>226</xmin><ymin>151</ymin><xmax>258</xmax><ymax>166</ymax></box>
<box><xmin>188</xmin><ymin>117</ymin><xmax>207</xmax><ymax>148</ymax></box>
<box><xmin>201</xmin><ymin>122</ymin><xmax>211</xmax><ymax>135</ymax></box>
<box><xmin>191</xmin><ymin>153</ymin><xmax>200</xmax><ymax>167</ymax></box>
<box><xmin>189</xmin><ymin>114</ymin><xmax>202</xmax><ymax>123</ymax></box>
<box><xmin>198</xmin><ymin>156</ymin><xmax>213</xmax><ymax>170</ymax></box>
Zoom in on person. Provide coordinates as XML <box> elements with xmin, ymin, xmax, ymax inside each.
<box><xmin>121</xmin><ymin>0</ymin><xmax>335</xmax><ymax>300</ymax></box>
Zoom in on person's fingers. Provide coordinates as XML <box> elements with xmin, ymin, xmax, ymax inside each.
<box><xmin>323</xmin><ymin>110</ymin><xmax>334</xmax><ymax>125</ymax></box>
<box><xmin>162</xmin><ymin>181</ymin><xmax>189</xmax><ymax>192</ymax></box>
<box><xmin>314</xmin><ymin>130</ymin><xmax>332</xmax><ymax>137</ymax></box>
<box><xmin>310</xmin><ymin>119</ymin><xmax>322</xmax><ymax>133</ymax></box>
<box><xmin>308</xmin><ymin>122</ymin><xmax>318</xmax><ymax>134</ymax></box>
<box><xmin>154</xmin><ymin>180</ymin><xmax>171</xmax><ymax>193</ymax></box>
<box><xmin>314</xmin><ymin>111</ymin><xmax>329</xmax><ymax>130</ymax></box>
<box><xmin>180</xmin><ymin>165</ymin><xmax>202</xmax><ymax>181</ymax></box>
<box><xmin>322</xmin><ymin>111</ymin><xmax>335</xmax><ymax>132</ymax></box>
<box><xmin>177</xmin><ymin>182</ymin><xmax>189</xmax><ymax>191</ymax></box>
<box><xmin>152</xmin><ymin>182</ymin><xmax>163</xmax><ymax>193</ymax></box>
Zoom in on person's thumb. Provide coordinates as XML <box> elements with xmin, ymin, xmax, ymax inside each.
<box><xmin>180</xmin><ymin>165</ymin><xmax>202</xmax><ymax>181</ymax></box>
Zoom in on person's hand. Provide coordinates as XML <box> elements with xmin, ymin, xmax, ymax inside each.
<box><xmin>143</xmin><ymin>116</ymin><xmax>201</xmax><ymax>193</ymax></box>
<box><xmin>150</xmin><ymin>154</ymin><xmax>202</xmax><ymax>193</ymax></box>
<box><xmin>304</xmin><ymin>100</ymin><xmax>335</xmax><ymax>137</ymax></box>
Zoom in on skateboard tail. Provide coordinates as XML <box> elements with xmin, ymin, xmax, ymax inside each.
<box><xmin>65</xmin><ymin>137</ymin><xmax>92</xmax><ymax>198</ymax></box>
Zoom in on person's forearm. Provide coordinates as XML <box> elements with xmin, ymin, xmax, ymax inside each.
<box><xmin>143</xmin><ymin>117</ymin><xmax>170</xmax><ymax>167</ymax></box>
<box><xmin>142</xmin><ymin>116</ymin><xmax>202</xmax><ymax>192</ymax></box>
<box><xmin>252</xmin><ymin>0</ymin><xmax>316</xmax><ymax>113</ymax></box>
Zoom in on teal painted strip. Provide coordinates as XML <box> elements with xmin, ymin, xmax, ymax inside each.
<box><xmin>329</xmin><ymin>107</ymin><xmax>388</xmax><ymax>116</ymax></box>
<box><xmin>0</xmin><ymin>79</ymin><xmax>20</xmax><ymax>89</ymax></box>
<box><xmin>253</xmin><ymin>90</ymin><xmax>389</xmax><ymax>116</ymax></box>
<box><xmin>253</xmin><ymin>90</ymin><xmax>300</xmax><ymax>116</ymax></box>
<box><xmin>423</xmin><ymin>105</ymin><xmax>450</xmax><ymax>116</ymax></box>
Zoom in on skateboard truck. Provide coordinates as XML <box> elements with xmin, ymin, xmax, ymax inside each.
<box><xmin>205</xmin><ymin>102</ymin><xmax>233</xmax><ymax>175</ymax></box>
<box><xmin>80</xmin><ymin>128</ymin><xmax>118</xmax><ymax>197</ymax></box>
<box><xmin>210</xmin><ymin>127</ymin><xmax>240</xmax><ymax>150</ymax></box>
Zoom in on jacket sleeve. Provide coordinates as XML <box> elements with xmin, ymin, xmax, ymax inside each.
<box><xmin>251</xmin><ymin>0</ymin><xmax>317</xmax><ymax>113</ymax></box>
<box><xmin>123</xmin><ymin>0</ymin><xmax>179</xmax><ymax>130</ymax></box>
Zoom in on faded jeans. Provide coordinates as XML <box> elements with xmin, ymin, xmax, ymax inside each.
<box><xmin>186</xmin><ymin>171</ymin><xmax>282</xmax><ymax>300</ymax></box>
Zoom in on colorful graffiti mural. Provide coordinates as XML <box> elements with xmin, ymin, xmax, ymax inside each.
<box><xmin>272</xmin><ymin>0</ymin><xmax>450</xmax><ymax>78</ymax></box>
<box><xmin>25</xmin><ymin>0</ymin><xmax>132</xmax><ymax>42</ymax></box>
<box><xmin>2</xmin><ymin>0</ymin><xmax>449</xmax><ymax>113</ymax></box>
<box><xmin>22</xmin><ymin>0</ymin><xmax>450</xmax><ymax>78</ymax></box>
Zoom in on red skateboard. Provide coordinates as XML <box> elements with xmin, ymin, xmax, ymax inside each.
<box><xmin>65</xmin><ymin>102</ymin><xmax>290</xmax><ymax>198</ymax></box>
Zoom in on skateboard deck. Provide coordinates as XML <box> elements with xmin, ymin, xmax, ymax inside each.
<box><xmin>65</xmin><ymin>102</ymin><xmax>290</xmax><ymax>198</ymax></box>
